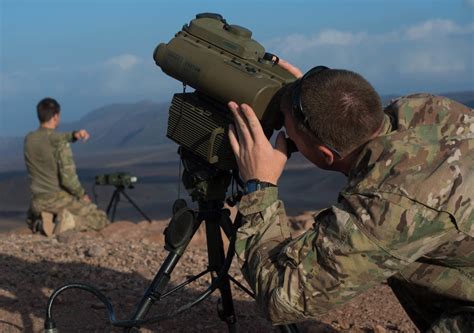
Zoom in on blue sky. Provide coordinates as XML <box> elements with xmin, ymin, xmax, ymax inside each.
<box><xmin>1</xmin><ymin>0</ymin><xmax>473</xmax><ymax>135</ymax></box>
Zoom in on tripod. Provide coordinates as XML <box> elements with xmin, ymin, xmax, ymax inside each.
<box><xmin>105</xmin><ymin>185</ymin><xmax>152</xmax><ymax>222</ymax></box>
<box><xmin>43</xmin><ymin>149</ymin><xmax>298</xmax><ymax>332</ymax></box>
<box><xmin>125</xmin><ymin>150</ymin><xmax>298</xmax><ymax>332</ymax></box>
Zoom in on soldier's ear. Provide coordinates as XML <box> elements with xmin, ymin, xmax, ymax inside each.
<box><xmin>52</xmin><ymin>113</ymin><xmax>60</xmax><ymax>125</ymax></box>
<box><xmin>316</xmin><ymin>145</ymin><xmax>335</xmax><ymax>166</ymax></box>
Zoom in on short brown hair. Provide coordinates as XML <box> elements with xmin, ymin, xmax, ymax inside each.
<box><xmin>37</xmin><ymin>97</ymin><xmax>60</xmax><ymax>123</ymax></box>
<box><xmin>293</xmin><ymin>69</ymin><xmax>383</xmax><ymax>154</ymax></box>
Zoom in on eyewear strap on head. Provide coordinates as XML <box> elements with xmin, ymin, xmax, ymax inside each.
<box><xmin>291</xmin><ymin>65</ymin><xmax>343</xmax><ymax>159</ymax></box>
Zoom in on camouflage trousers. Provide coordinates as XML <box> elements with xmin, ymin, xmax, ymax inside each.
<box><xmin>28</xmin><ymin>191</ymin><xmax>109</xmax><ymax>233</ymax></box>
<box><xmin>388</xmin><ymin>275</ymin><xmax>474</xmax><ymax>333</ymax></box>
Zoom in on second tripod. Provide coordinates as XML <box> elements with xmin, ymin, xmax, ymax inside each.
<box><xmin>105</xmin><ymin>185</ymin><xmax>152</xmax><ymax>222</ymax></box>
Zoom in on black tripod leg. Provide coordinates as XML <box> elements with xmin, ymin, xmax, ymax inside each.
<box><xmin>125</xmin><ymin>206</ymin><xmax>198</xmax><ymax>332</ymax></box>
<box><xmin>124</xmin><ymin>251</ymin><xmax>182</xmax><ymax>332</ymax></box>
<box><xmin>111</xmin><ymin>191</ymin><xmax>120</xmax><ymax>222</ymax></box>
<box><xmin>106</xmin><ymin>189</ymin><xmax>118</xmax><ymax>217</ymax></box>
<box><xmin>120</xmin><ymin>190</ymin><xmax>152</xmax><ymax>222</ymax></box>
<box><xmin>205</xmin><ymin>218</ymin><xmax>237</xmax><ymax>332</ymax></box>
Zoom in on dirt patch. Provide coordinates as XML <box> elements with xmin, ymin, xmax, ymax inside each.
<box><xmin>0</xmin><ymin>216</ymin><xmax>417</xmax><ymax>333</ymax></box>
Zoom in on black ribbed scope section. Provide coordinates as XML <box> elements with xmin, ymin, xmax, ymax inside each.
<box><xmin>167</xmin><ymin>93</ymin><xmax>236</xmax><ymax>170</ymax></box>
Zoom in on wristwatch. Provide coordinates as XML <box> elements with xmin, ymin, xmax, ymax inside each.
<box><xmin>244</xmin><ymin>179</ymin><xmax>277</xmax><ymax>194</ymax></box>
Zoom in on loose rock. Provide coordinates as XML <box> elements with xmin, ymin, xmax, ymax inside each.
<box><xmin>85</xmin><ymin>245</ymin><xmax>107</xmax><ymax>257</ymax></box>
<box><xmin>0</xmin><ymin>218</ymin><xmax>418</xmax><ymax>332</ymax></box>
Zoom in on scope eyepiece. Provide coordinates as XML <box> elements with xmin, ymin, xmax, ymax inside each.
<box><xmin>195</xmin><ymin>13</ymin><xmax>223</xmax><ymax>20</ymax></box>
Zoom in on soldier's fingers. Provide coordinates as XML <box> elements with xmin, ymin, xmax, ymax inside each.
<box><xmin>228</xmin><ymin>101</ymin><xmax>252</xmax><ymax>146</ymax></box>
<box><xmin>228</xmin><ymin>124</ymin><xmax>240</xmax><ymax>158</ymax></box>
<box><xmin>77</xmin><ymin>129</ymin><xmax>89</xmax><ymax>141</ymax></box>
<box><xmin>275</xmin><ymin>131</ymin><xmax>288</xmax><ymax>162</ymax></box>
<box><xmin>240</xmin><ymin>104</ymin><xmax>266</xmax><ymax>143</ymax></box>
<box><xmin>278</xmin><ymin>59</ymin><xmax>303</xmax><ymax>78</ymax></box>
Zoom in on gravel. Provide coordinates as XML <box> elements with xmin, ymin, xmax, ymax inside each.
<box><xmin>0</xmin><ymin>217</ymin><xmax>418</xmax><ymax>333</ymax></box>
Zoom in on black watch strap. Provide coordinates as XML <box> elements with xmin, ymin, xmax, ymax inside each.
<box><xmin>244</xmin><ymin>179</ymin><xmax>277</xmax><ymax>194</ymax></box>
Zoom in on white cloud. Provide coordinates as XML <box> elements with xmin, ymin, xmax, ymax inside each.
<box><xmin>402</xmin><ymin>51</ymin><xmax>466</xmax><ymax>74</ymax></box>
<box><xmin>266</xmin><ymin>19</ymin><xmax>473</xmax><ymax>55</ymax></box>
<box><xmin>267</xmin><ymin>30</ymin><xmax>367</xmax><ymax>54</ymax></box>
<box><xmin>263</xmin><ymin>18</ymin><xmax>473</xmax><ymax>93</ymax></box>
<box><xmin>404</xmin><ymin>19</ymin><xmax>473</xmax><ymax>40</ymax></box>
<box><xmin>105</xmin><ymin>54</ymin><xmax>141</xmax><ymax>70</ymax></box>
<box><xmin>317</xmin><ymin>30</ymin><xmax>368</xmax><ymax>45</ymax></box>
<box><xmin>0</xmin><ymin>53</ymin><xmax>169</xmax><ymax>98</ymax></box>
<box><xmin>0</xmin><ymin>71</ymin><xmax>40</xmax><ymax>95</ymax></box>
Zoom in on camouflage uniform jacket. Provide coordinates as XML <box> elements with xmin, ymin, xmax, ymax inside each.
<box><xmin>236</xmin><ymin>94</ymin><xmax>474</xmax><ymax>325</ymax></box>
<box><xmin>24</xmin><ymin>128</ymin><xmax>85</xmax><ymax>199</ymax></box>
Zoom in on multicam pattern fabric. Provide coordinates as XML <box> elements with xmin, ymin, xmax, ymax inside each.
<box><xmin>427</xmin><ymin>312</ymin><xmax>474</xmax><ymax>333</ymax></box>
<box><xmin>235</xmin><ymin>94</ymin><xmax>474</xmax><ymax>330</ymax></box>
<box><xmin>24</xmin><ymin>128</ymin><xmax>108</xmax><ymax>232</ymax></box>
<box><xmin>24</xmin><ymin>128</ymin><xmax>85</xmax><ymax>198</ymax></box>
<box><xmin>30</xmin><ymin>191</ymin><xmax>108</xmax><ymax>232</ymax></box>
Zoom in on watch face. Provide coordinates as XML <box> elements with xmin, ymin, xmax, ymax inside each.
<box><xmin>245</xmin><ymin>180</ymin><xmax>259</xmax><ymax>194</ymax></box>
<box><xmin>245</xmin><ymin>179</ymin><xmax>276</xmax><ymax>194</ymax></box>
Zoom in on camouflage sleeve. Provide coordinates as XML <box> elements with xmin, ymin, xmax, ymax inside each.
<box><xmin>55</xmin><ymin>140</ymin><xmax>85</xmax><ymax>198</ymax></box>
<box><xmin>236</xmin><ymin>188</ymin><xmax>457</xmax><ymax>325</ymax></box>
<box><xmin>52</xmin><ymin>131</ymin><xmax>76</xmax><ymax>143</ymax></box>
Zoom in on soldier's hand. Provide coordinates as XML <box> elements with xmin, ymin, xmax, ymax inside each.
<box><xmin>82</xmin><ymin>194</ymin><xmax>91</xmax><ymax>203</ymax></box>
<box><xmin>278</xmin><ymin>59</ymin><xmax>303</xmax><ymax>78</ymax></box>
<box><xmin>228</xmin><ymin>101</ymin><xmax>288</xmax><ymax>184</ymax></box>
<box><xmin>74</xmin><ymin>129</ymin><xmax>90</xmax><ymax>142</ymax></box>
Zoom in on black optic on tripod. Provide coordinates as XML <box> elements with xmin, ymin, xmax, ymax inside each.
<box><xmin>95</xmin><ymin>172</ymin><xmax>151</xmax><ymax>223</ymax></box>
<box><xmin>95</xmin><ymin>172</ymin><xmax>138</xmax><ymax>188</ymax></box>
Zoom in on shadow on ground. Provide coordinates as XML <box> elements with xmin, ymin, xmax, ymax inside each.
<box><xmin>0</xmin><ymin>254</ymin><xmax>334</xmax><ymax>333</ymax></box>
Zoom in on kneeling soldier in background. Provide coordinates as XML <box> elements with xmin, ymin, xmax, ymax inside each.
<box><xmin>24</xmin><ymin>97</ymin><xmax>109</xmax><ymax>235</ymax></box>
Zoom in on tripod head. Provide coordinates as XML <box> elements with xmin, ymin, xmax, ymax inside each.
<box><xmin>179</xmin><ymin>147</ymin><xmax>236</xmax><ymax>204</ymax></box>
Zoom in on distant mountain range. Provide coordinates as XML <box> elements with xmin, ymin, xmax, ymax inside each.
<box><xmin>61</xmin><ymin>100</ymin><xmax>171</xmax><ymax>151</ymax></box>
<box><xmin>0</xmin><ymin>100</ymin><xmax>170</xmax><ymax>157</ymax></box>
<box><xmin>1</xmin><ymin>91</ymin><xmax>473</xmax><ymax>157</ymax></box>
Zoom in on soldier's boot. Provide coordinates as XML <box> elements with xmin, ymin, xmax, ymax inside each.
<box><xmin>26</xmin><ymin>208</ymin><xmax>42</xmax><ymax>233</ymax></box>
<box><xmin>41</xmin><ymin>212</ymin><xmax>55</xmax><ymax>237</ymax></box>
<box><xmin>53</xmin><ymin>210</ymin><xmax>76</xmax><ymax>234</ymax></box>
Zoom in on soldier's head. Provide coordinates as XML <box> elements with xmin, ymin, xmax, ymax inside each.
<box><xmin>37</xmin><ymin>97</ymin><xmax>61</xmax><ymax>127</ymax></box>
<box><xmin>281</xmin><ymin>67</ymin><xmax>384</xmax><ymax>172</ymax></box>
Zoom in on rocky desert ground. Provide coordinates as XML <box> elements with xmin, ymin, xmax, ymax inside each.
<box><xmin>0</xmin><ymin>213</ymin><xmax>418</xmax><ymax>333</ymax></box>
